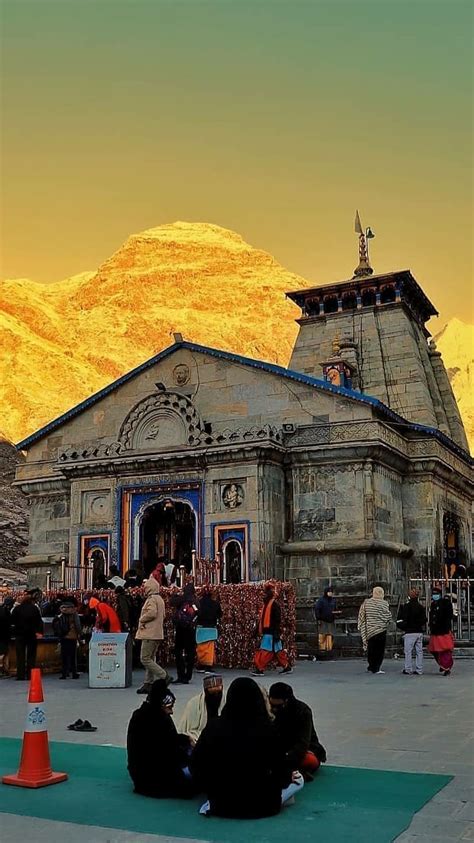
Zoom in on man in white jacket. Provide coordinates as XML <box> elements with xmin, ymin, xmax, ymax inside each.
<box><xmin>136</xmin><ymin>578</ymin><xmax>174</xmax><ymax>694</ymax></box>
<box><xmin>178</xmin><ymin>674</ymin><xmax>224</xmax><ymax>743</ymax></box>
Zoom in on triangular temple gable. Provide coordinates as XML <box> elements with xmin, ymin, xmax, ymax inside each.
<box><xmin>20</xmin><ymin>343</ymin><xmax>376</xmax><ymax>476</ymax></box>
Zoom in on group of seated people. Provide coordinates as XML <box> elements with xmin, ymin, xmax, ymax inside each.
<box><xmin>126</xmin><ymin>674</ymin><xmax>326</xmax><ymax>819</ymax></box>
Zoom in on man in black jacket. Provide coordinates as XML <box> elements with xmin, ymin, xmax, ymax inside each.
<box><xmin>269</xmin><ymin>682</ymin><xmax>326</xmax><ymax>780</ymax></box>
<box><xmin>11</xmin><ymin>590</ymin><xmax>44</xmax><ymax>680</ymax></box>
<box><xmin>397</xmin><ymin>589</ymin><xmax>426</xmax><ymax>675</ymax></box>
<box><xmin>196</xmin><ymin>587</ymin><xmax>222</xmax><ymax>673</ymax></box>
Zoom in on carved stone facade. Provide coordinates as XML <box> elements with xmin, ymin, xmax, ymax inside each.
<box><xmin>15</xmin><ymin>270</ymin><xmax>473</xmax><ymax>654</ymax></box>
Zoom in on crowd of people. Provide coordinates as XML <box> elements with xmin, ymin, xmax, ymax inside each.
<box><xmin>0</xmin><ymin>577</ymin><xmax>459</xmax><ymax>684</ymax></box>
<box><xmin>126</xmin><ymin>675</ymin><xmax>326</xmax><ymax>817</ymax></box>
<box><xmin>357</xmin><ymin>585</ymin><xmax>456</xmax><ymax>677</ymax></box>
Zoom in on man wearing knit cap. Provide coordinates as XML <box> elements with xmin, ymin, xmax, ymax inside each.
<box><xmin>179</xmin><ymin>673</ymin><xmax>225</xmax><ymax>744</ymax></box>
<box><xmin>127</xmin><ymin>679</ymin><xmax>195</xmax><ymax>798</ymax></box>
<box><xmin>357</xmin><ymin>586</ymin><xmax>393</xmax><ymax>674</ymax></box>
<box><xmin>397</xmin><ymin>589</ymin><xmax>426</xmax><ymax>675</ymax></box>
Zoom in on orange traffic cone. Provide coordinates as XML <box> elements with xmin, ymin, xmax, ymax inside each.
<box><xmin>2</xmin><ymin>667</ymin><xmax>68</xmax><ymax>788</ymax></box>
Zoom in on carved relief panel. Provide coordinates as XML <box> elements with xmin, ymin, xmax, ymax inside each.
<box><xmin>119</xmin><ymin>391</ymin><xmax>203</xmax><ymax>451</ymax></box>
<box><xmin>213</xmin><ymin>479</ymin><xmax>247</xmax><ymax>511</ymax></box>
<box><xmin>81</xmin><ymin>490</ymin><xmax>112</xmax><ymax>524</ymax></box>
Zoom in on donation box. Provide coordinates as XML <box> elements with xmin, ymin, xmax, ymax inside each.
<box><xmin>89</xmin><ymin>632</ymin><xmax>132</xmax><ymax>688</ymax></box>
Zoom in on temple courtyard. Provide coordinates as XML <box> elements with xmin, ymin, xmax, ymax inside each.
<box><xmin>0</xmin><ymin>658</ymin><xmax>473</xmax><ymax>843</ymax></box>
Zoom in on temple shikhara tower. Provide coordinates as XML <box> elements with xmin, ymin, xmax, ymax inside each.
<box><xmin>14</xmin><ymin>215</ymin><xmax>473</xmax><ymax>649</ymax></box>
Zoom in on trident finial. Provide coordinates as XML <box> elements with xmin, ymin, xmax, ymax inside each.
<box><xmin>353</xmin><ymin>210</ymin><xmax>375</xmax><ymax>277</ymax></box>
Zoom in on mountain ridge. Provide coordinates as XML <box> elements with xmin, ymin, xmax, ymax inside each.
<box><xmin>1</xmin><ymin>221</ymin><xmax>472</xmax><ymax>453</ymax></box>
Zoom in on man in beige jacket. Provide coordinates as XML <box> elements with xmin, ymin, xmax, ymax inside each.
<box><xmin>136</xmin><ymin>578</ymin><xmax>174</xmax><ymax>693</ymax></box>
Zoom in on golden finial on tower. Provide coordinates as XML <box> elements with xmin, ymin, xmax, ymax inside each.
<box><xmin>332</xmin><ymin>334</ymin><xmax>341</xmax><ymax>356</ymax></box>
<box><xmin>353</xmin><ymin>210</ymin><xmax>375</xmax><ymax>277</ymax></box>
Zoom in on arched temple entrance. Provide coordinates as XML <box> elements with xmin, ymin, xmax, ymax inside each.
<box><xmin>223</xmin><ymin>539</ymin><xmax>243</xmax><ymax>584</ymax></box>
<box><xmin>140</xmin><ymin>500</ymin><xmax>196</xmax><ymax>577</ymax></box>
<box><xmin>89</xmin><ymin>547</ymin><xmax>107</xmax><ymax>588</ymax></box>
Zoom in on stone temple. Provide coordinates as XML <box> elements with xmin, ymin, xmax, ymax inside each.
<box><xmin>15</xmin><ymin>233</ymin><xmax>473</xmax><ymax>647</ymax></box>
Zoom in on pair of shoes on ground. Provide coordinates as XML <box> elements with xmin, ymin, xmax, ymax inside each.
<box><xmin>402</xmin><ymin>670</ymin><xmax>423</xmax><ymax>675</ymax></box>
<box><xmin>67</xmin><ymin>719</ymin><xmax>97</xmax><ymax>732</ymax></box>
<box><xmin>251</xmin><ymin>666</ymin><xmax>293</xmax><ymax>677</ymax></box>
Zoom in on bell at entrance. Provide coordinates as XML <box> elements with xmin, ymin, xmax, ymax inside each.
<box><xmin>140</xmin><ymin>500</ymin><xmax>196</xmax><ymax>577</ymax></box>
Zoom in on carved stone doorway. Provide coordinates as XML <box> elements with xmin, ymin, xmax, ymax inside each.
<box><xmin>140</xmin><ymin>500</ymin><xmax>196</xmax><ymax>576</ymax></box>
<box><xmin>89</xmin><ymin>547</ymin><xmax>107</xmax><ymax>588</ymax></box>
<box><xmin>223</xmin><ymin>539</ymin><xmax>243</xmax><ymax>584</ymax></box>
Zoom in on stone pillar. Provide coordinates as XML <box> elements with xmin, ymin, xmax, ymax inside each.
<box><xmin>363</xmin><ymin>461</ymin><xmax>375</xmax><ymax>539</ymax></box>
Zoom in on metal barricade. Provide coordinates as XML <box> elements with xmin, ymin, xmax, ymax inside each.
<box><xmin>63</xmin><ymin>564</ymin><xmax>94</xmax><ymax>591</ymax></box>
<box><xmin>408</xmin><ymin>578</ymin><xmax>473</xmax><ymax>641</ymax></box>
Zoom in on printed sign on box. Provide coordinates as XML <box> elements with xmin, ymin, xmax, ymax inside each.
<box><xmin>89</xmin><ymin>632</ymin><xmax>132</xmax><ymax>688</ymax></box>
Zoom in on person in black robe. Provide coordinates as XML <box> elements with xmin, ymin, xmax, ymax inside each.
<box><xmin>127</xmin><ymin>679</ymin><xmax>195</xmax><ymax>798</ymax></box>
<box><xmin>190</xmin><ymin>676</ymin><xmax>304</xmax><ymax>818</ymax></box>
<box><xmin>269</xmin><ymin>682</ymin><xmax>326</xmax><ymax>780</ymax></box>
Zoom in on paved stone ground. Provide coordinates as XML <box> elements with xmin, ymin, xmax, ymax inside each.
<box><xmin>1</xmin><ymin>656</ymin><xmax>473</xmax><ymax>842</ymax></box>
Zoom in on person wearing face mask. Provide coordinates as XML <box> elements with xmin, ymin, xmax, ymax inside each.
<box><xmin>179</xmin><ymin>674</ymin><xmax>225</xmax><ymax>744</ymax></box>
<box><xmin>428</xmin><ymin>586</ymin><xmax>454</xmax><ymax>676</ymax></box>
<box><xmin>313</xmin><ymin>586</ymin><xmax>342</xmax><ymax>655</ymax></box>
<box><xmin>126</xmin><ymin>679</ymin><xmax>195</xmax><ymax>798</ymax></box>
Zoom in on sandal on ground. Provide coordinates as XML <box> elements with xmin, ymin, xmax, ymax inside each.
<box><xmin>74</xmin><ymin>720</ymin><xmax>97</xmax><ymax>732</ymax></box>
<box><xmin>67</xmin><ymin>719</ymin><xmax>84</xmax><ymax>730</ymax></box>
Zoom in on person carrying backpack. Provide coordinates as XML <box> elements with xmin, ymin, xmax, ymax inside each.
<box><xmin>172</xmin><ymin>583</ymin><xmax>199</xmax><ymax>685</ymax></box>
<box><xmin>53</xmin><ymin>599</ymin><xmax>83</xmax><ymax>679</ymax></box>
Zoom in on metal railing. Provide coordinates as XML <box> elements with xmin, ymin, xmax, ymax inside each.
<box><xmin>45</xmin><ymin>565</ymin><xmax>94</xmax><ymax>592</ymax></box>
<box><xmin>409</xmin><ymin>578</ymin><xmax>473</xmax><ymax>641</ymax></box>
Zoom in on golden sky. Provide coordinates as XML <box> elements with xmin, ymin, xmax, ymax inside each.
<box><xmin>1</xmin><ymin>0</ymin><xmax>472</xmax><ymax>324</ymax></box>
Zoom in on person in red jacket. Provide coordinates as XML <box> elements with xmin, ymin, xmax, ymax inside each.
<box><xmin>89</xmin><ymin>597</ymin><xmax>121</xmax><ymax>633</ymax></box>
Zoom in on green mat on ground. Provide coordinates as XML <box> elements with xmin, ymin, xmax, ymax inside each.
<box><xmin>0</xmin><ymin>738</ymin><xmax>451</xmax><ymax>843</ymax></box>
